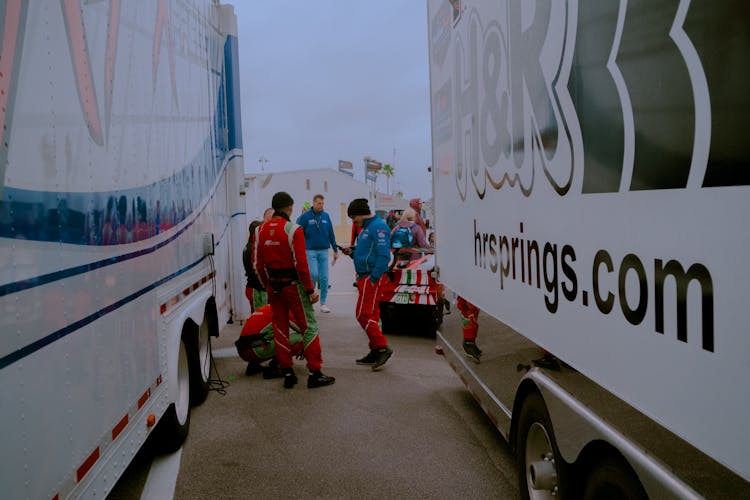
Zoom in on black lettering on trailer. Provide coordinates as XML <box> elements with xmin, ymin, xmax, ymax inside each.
<box><xmin>686</xmin><ymin>0</ymin><xmax>750</xmax><ymax>187</ymax></box>
<box><xmin>561</xmin><ymin>245</ymin><xmax>577</xmax><ymax>302</ymax></box>
<box><xmin>654</xmin><ymin>259</ymin><xmax>714</xmax><ymax>352</ymax></box>
<box><xmin>618</xmin><ymin>253</ymin><xmax>648</xmax><ymax>326</ymax></box>
<box><xmin>542</xmin><ymin>242</ymin><xmax>559</xmax><ymax>314</ymax></box>
<box><xmin>621</xmin><ymin>1</ymin><xmax>696</xmax><ymax>190</ymax></box>
<box><xmin>570</xmin><ymin>0</ymin><xmax>626</xmax><ymax>194</ymax></box>
<box><xmin>593</xmin><ymin>250</ymin><xmax>714</xmax><ymax>351</ymax></box>
<box><xmin>593</xmin><ymin>249</ymin><xmax>616</xmax><ymax>314</ymax></box>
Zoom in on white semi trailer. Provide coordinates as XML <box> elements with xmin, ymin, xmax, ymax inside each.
<box><xmin>427</xmin><ymin>1</ymin><xmax>749</xmax><ymax>498</ymax></box>
<box><xmin>0</xmin><ymin>1</ymin><xmax>246</xmax><ymax>498</ymax></box>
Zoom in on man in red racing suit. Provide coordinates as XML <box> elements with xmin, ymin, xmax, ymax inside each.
<box><xmin>253</xmin><ymin>191</ymin><xmax>335</xmax><ymax>389</ymax></box>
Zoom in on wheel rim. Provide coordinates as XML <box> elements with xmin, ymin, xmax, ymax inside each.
<box><xmin>198</xmin><ymin>320</ymin><xmax>211</xmax><ymax>383</ymax></box>
<box><xmin>524</xmin><ymin>422</ymin><xmax>558</xmax><ymax>499</ymax></box>
<box><xmin>175</xmin><ymin>340</ymin><xmax>190</xmax><ymax>425</ymax></box>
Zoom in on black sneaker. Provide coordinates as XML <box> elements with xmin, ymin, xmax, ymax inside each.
<box><xmin>371</xmin><ymin>346</ymin><xmax>393</xmax><ymax>371</ymax></box>
<box><xmin>356</xmin><ymin>349</ymin><xmax>379</xmax><ymax>365</ymax></box>
<box><xmin>463</xmin><ymin>340</ymin><xmax>482</xmax><ymax>363</ymax></box>
<box><xmin>283</xmin><ymin>368</ymin><xmax>298</xmax><ymax>389</ymax></box>
<box><xmin>307</xmin><ymin>370</ymin><xmax>336</xmax><ymax>388</ymax></box>
<box><xmin>262</xmin><ymin>359</ymin><xmax>283</xmax><ymax>379</ymax></box>
<box><xmin>245</xmin><ymin>362</ymin><xmax>263</xmax><ymax>376</ymax></box>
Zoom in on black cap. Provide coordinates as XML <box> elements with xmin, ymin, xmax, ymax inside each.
<box><xmin>347</xmin><ymin>198</ymin><xmax>370</xmax><ymax>216</ymax></box>
<box><xmin>271</xmin><ymin>191</ymin><xmax>294</xmax><ymax>210</ymax></box>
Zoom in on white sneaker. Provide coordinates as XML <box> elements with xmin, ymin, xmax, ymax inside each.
<box><xmin>320</xmin><ymin>304</ymin><xmax>331</xmax><ymax>313</ymax></box>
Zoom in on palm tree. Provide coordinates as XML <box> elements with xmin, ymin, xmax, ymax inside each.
<box><xmin>382</xmin><ymin>163</ymin><xmax>395</xmax><ymax>193</ymax></box>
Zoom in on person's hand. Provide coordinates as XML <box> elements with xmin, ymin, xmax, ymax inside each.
<box><xmin>333</xmin><ymin>252</ymin><xmax>340</xmax><ymax>262</ymax></box>
<box><xmin>341</xmin><ymin>246</ymin><xmax>353</xmax><ymax>257</ymax></box>
<box><xmin>309</xmin><ymin>291</ymin><xmax>320</xmax><ymax>304</ymax></box>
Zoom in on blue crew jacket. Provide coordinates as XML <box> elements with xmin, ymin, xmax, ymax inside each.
<box><xmin>353</xmin><ymin>215</ymin><xmax>391</xmax><ymax>282</ymax></box>
<box><xmin>296</xmin><ymin>209</ymin><xmax>338</xmax><ymax>252</ymax></box>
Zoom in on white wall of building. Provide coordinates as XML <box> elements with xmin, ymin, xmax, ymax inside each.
<box><xmin>242</xmin><ymin>168</ymin><xmax>371</xmax><ymax>242</ymax></box>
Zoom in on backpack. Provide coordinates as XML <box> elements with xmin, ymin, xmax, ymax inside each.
<box><xmin>391</xmin><ymin>225</ymin><xmax>414</xmax><ymax>249</ymax></box>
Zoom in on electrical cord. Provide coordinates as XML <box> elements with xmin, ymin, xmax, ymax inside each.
<box><xmin>207</xmin><ymin>342</ymin><xmax>229</xmax><ymax>395</ymax></box>
<box><xmin>203</xmin><ymin>252</ymin><xmax>229</xmax><ymax>395</ymax></box>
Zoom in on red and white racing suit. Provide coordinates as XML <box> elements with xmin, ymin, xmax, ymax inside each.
<box><xmin>352</xmin><ymin>215</ymin><xmax>391</xmax><ymax>350</ymax></box>
<box><xmin>235</xmin><ymin>305</ymin><xmax>303</xmax><ymax>363</ymax></box>
<box><xmin>253</xmin><ymin>214</ymin><xmax>323</xmax><ymax>372</ymax></box>
<box><xmin>356</xmin><ymin>275</ymin><xmax>389</xmax><ymax>349</ymax></box>
<box><xmin>456</xmin><ymin>296</ymin><xmax>479</xmax><ymax>341</ymax></box>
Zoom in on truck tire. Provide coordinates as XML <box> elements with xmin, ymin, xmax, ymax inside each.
<box><xmin>517</xmin><ymin>391</ymin><xmax>568</xmax><ymax>500</ymax></box>
<box><xmin>156</xmin><ymin>338</ymin><xmax>191</xmax><ymax>453</ymax></box>
<box><xmin>583</xmin><ymin>455</ymin><xmax>647</xmax><ymax>500</ymax></box>
<box><xmin>188</xmin><ymin>318</ymin><xmax>211</xmax><ymax>406</ymax></box>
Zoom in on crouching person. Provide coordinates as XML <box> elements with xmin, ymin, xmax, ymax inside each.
<box><xmin>235</xmin><ymin>304</ymin><xmax>304</xmax><ymax>377</ymax></box>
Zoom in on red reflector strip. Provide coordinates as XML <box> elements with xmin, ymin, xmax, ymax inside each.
<box><xmin>112</xmin><ymin>414</ymin><xmax>129</xmax><ymax>440</ymax></box>
<box><xmin>159</xmin><ymin>270</ymin><xmax>216</xmax><ymax>315</ymax></box>
<box><xmin>137</xmin><ymin>389</ymin><xmax>151</xmax><ymax>409</ymax></box>
<box><xmin>77</xmin><ymin>447</ymin><xmax>100</xmax><ymax>482</ymax></box>
<box><xmin>54</xmin><ymin>374</ymin><xmax>164</xmax><ymax>499</ymax></box>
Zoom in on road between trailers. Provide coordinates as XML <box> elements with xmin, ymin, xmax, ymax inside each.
<box><xmin>110</xmin><ymin>257</ymin><xmax>518</xmax><ymax>499</ymax></box>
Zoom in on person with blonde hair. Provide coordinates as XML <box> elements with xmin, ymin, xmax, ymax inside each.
<box><xmin>390</xmin><ymin>208</ymin><xmax>430</xmax><ymax>258</ymax></box>
<box><xmin>409</xmin><ymin>198</ymin><xmax>428</xmax><ymax>234</ymax></box>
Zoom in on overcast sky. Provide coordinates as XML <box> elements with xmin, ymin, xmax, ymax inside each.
<box><xmin>232</xmin><ymin>1</ymin><xmax>434</xmax><ymax>201</ymax></box>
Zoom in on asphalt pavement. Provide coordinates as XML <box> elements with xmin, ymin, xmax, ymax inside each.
<box><xmin>110</xmin><ymin>256</ymin><xmax>518</xmax><ymax>499</ymax></box>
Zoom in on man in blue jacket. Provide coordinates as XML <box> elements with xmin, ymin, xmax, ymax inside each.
<box><xmin>341</xmin><ymin>198</ymin><xmax>393</xmax><ymax>371</ymax></box>
<box><xmin>296</xmin><ymin>194</ymin><xmax>339</xmax><ymax>312</ymax></box>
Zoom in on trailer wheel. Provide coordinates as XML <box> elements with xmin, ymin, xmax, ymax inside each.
<box><xmin>156</xmin><ymin>338</ymin><xmax>191</xmax><ymax>453</ymax></box>
<box><xmin>517</xmin><ymin>391</ymin><xmax>567</xmax><ymax>500</ymax></box>
<box><xmin>188</xmin><ymin>318</ymin><xmax>211</xmax><ymax>406</ymax></box>
<box><xmin>582</xmin><ymin>455</ymin><xmax>647</xmax><ymax>500</ymax></box>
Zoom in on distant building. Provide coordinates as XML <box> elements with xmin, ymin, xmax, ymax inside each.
<box><xmin>242</xmin><ymin>168</ymin><xmax>370</xmax><ymax>243</ymax></box>
<box><xmin>374</xmin><ymin>192</ymin><xmax>409</xmax><ymax>214</ymax></box>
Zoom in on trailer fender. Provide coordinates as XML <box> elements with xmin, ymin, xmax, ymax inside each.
<box><xmin>163</xmin><ymin>288</ymin><xmax>214</xmax><ymax>405</ymax></box>
<box><xmin>525</xmin><ymin>371</ymin><xmax>700</xmax><ymax>500</ymax></box>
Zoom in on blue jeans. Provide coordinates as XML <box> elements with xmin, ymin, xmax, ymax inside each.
<box><xmin>306</xmin><ymin>249</ymin><xmax>330</xmax><ymax>304</ymax></box>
